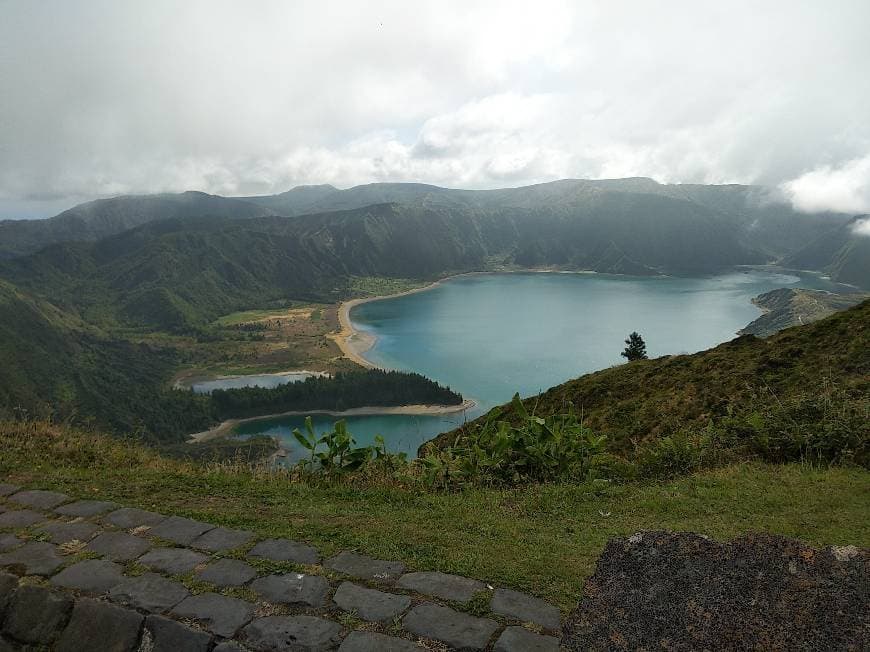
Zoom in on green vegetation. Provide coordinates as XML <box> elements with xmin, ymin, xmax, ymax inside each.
<box><xmin>209</xmin><ymin>370</ymin><xmax>462</xmax><ymax>420</ymax></box>
<box><xmin>741</xmin><ymin>287</ymin><xmax>870</xmax><ymax>337</ymax></box>
<box><xmin>620</xmin><ymin>331</ymin><xmax>648</xmax><ymax>361</ymax></box>
<box><xmin>433</xmin><ymin>300</ymin><xmax>869</xmax><ymax>455</ymax></box>
<box><xmin>2</xmin><ymin>419</ymin><xmax>867</xmax><ymax>611</ymax></box>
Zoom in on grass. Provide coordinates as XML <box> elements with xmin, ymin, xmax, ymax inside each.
<box><xmin>2</xmin><ymin>421</ymin><xmax>868</xmax><ymax>612</ymax></box>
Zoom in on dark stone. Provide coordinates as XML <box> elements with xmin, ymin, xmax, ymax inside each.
<box><xmin>190</xmin><ymin>526</ymin><xmax>254</xmax><ymax>552</ymax></box>
<box><xmin>144</xmin><ymin>614</ymin><xmax>213</xmax><ymax>652</ymax></box>
<box><xmin>109</xmin><ymin>572</ymin><xmax>190</xmax><ymax>613</ymax></box>
<box><xmin>333</xmin><ymin>581</ymin><xmax>411</xmax><ymax>622</ymax></box>
<box><xmin>494</xmin><ymin>626</ymin><xmax>560</xmax><ymax>652</ymax></box>
<box><xmin>0</xmin><ymin>572</ymin><xmax>17</xmax><ymax>618</ymax></box>
<box><xmin>0</xmin><ymin>541</ymin><xmax>64</xmax><ymax>575</ymax></box>
<box><xmin>55</xmin><ymin>597</ymin><xmax>143</xmax><ymax>652</ymax></box>
<box><xmin>86</xmin><ymin>531</ymin><xmax>151</xmax><ymax>561</ymax></box>
<box><xmin>0</xmin><ymin>637</ymin><xmax>15</xmax><ymax>652</ymax></box>
<box><xmin>51</xmin><ymin>559</ymin><xmax>126</xmax><ymax>593</ymax></box>
<box><xmin>7</xmin><ymin>489</ymin><xmax>69</xmax><ymax>510</ymax></box>
<box><xmin>249</xmin><ymin>537</ymin><xmax>319</xmax><ymax>565</ymax></box>
<box><xmin>213</xmin><ymin>642</ymin><xmax>246</xmax><ymax>652</ymax></box>
<box><xmin>137</xmin><ymin>547</ymin><xmax>208</xmax><ymax>574</ymax></box>
<box><xmin>339</xmin><ymin>631</ymin><xmax>422</xmax><ymax>651</ymax></box>
<box><xmin>250</xmin><ymin>573</ymin><xmax>330</xmax><ymax>607</ymax></box>
<box><xmin>2</xmin><ymin>584</ymin><xmax>72</xmax><ymax>645</ymax></box>
<box><xmin>325</xmin><ymin>551</ymin><xmax>404</xmax><ymax>582</ymax></box>
<box><xmin>37</xmin><ymin>520</ymin><xmax>101</xmax><ymax>544</ymax></box>
<box><xmin>402</xmin><ymin>603</ymin><xmax>498</xmax><ymax>651</ymax></box>
<box><xmin>0</xmin><ymin>485</ymin><xmax>20</xmax><ymax>497</ymax></box>
<box><xmin>241</xmin><ymin>615</ymin><xmax>342</xmax><ymax>651</ymax></box>
<box><xmin>0</xmin><ymin>509</ymin><xmax>46</xmax><ymax>529</ymax></box>
<box><xmin>171</xmin><ymin>592</ymin><xmax>254</xmax><ymax>638</ymax></box>
<box><xmin>197</xmin><ymin>558</ymin><xmax>257</xmax><ymax>587</ymax></box>
<box><xmin>562</xmin><ymin>531</ymin><xmax>870</xmax><ymax>651</ymax></box>
<box><xmin>396</xmin><ymin>571</ymin><xmax>487</xmax><ymax>604</ymax></box>
<box><xmin>491</xmin><ymin>588</ymin><xmax>560</xmax><ymax>631</ymax></box>
<box><xmin>102</xmin><ymin>507</ymin><xmax>166</xmax><ymax>529</ymax></box>
<box><xmin>0</xmin><ymin>536</ymin><xmax>21</xmax><ymax>553</ymax></box>
<box><xmin>55</xmin><ymin>500</ymin><xmax>119</xmax><ymax>517</ymax></box>
<box><xmin>147</xmin><ymin>515</ymin><xmax>215</xmax><ymax>545</ymax></box>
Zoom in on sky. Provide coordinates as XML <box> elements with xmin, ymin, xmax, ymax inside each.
<box><xmin>1</xmin><ymin>0</ymin><xmax>869</xmax><ymax>219</ymax></box>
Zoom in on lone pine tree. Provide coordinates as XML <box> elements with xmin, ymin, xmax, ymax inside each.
<box><xmin>621</xmin><ymin>332</ymin><xmax>648</xmax><ymax>361</ymax></box>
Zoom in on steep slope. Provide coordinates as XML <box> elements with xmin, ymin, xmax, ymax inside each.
<box><xmin>429</xmin><ymin>300</ymin><xmax>869</xmax><ymax>454</ymax></box>
<box><xmin>0</xmin><ymin>191</ymin><xmax>276</xmax><ymax>259</ymax></box>
<box><xmin>0</xmin><ymin>280</ymin><xmax>211</xmax><ymax>440</ymax></box>
<box><xmin>1</xmin><ymin>197</ymin><xmax>762</xmax><ymax>330</ymax></box>
<box><xmin>784</xmin><ymin>217</ymin><xmax>870</xmax><ymax>288</ymax></box>
<box><xmin>739</xmin><ymin>288</ymin><xmax>870</xmax><ymax>336</ymax></box>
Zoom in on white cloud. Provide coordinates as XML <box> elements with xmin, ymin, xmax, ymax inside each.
<box><xmin>780</xmin><ymin>154</ymin><xmax>870</xmax><ymax>214</ymax></box>
<box><xmin>851</xmin><ymin>218</ymin><xmax>870</xmax><ymax>237</ymax></box>
<box><xmin>1</xmin><ymin>0</ymin><xmax>869</xmax><ymax>218</ymax></box>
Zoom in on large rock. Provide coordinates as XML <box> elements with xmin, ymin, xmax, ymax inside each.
<box><xmin>86</xmin><ymin>531</ymin><xmax>151</xmax><ymax>561</ymax></box>
<box><xmin>137</xmin><ymin>547</ymin><xmax>208</xmax><ymax>574</ymax></box>
<box><xmin>2</xmin><ymin>584</ymin><xmax>72</xmax><ymax>645</ymax></box>
<box><xmin>402</xmin><ymin>603</ymin><xmax>498</xmax><ymax>650</ymax></box>
<box><xmin>55</xmin><ymin>500</ymin><xmax>119</xmax><ymax>517</ymax></box>
<box><xmin>494</xmin><ymin>626</ymin><xmax>560</xmax><ymax>652</ymax></box>
<box><xmin>190</xmin><ymin>526</ymin><xmax>254</xmax><ymax>552</ymax></box>
<box><xmin>333</xmin><ymin>581</ymin><xmax>411</xmax><ymax>622</ymax></box>
<box><xmin>491</xmin><ymin>588</ymin><xmax>560</xmax><ymax>631</ymax></box>
<box><xmin>102</xmin><ymin>507</ymin><xmax>165</xmax><ymax>529</ymax></box>
<box><xmin>562</xmin><ymin>531</ymin><xmax>870</xmax><ymax>651</ymax></box>
<box><xmin>7</xmin><ymin>489</ymin><xmax>69</xmax><ymax>510</ymax></box>
<box><xmin>147</xmin><ymin>516</ymin><xmax>215</xmax><ymax>545</ymax></box>
<box><xmin>109</xmin><ymin>573</ymin><xmax>190</xmax><ymax>613</ymax></box>
<box><xmin>197</xmin><ymin>558</ymin><xmax>257</xmax><ymax>587</ymax></box>
<box><xmin>37</xmin><ymin>520</ymin><xmax>101</xmax><ymax>544</ymax></box>
<box><xmin>0</xmin><ymin>485</ymin><xmax>20</xmax><ymax>497</ymax></box>
<box><xmin>0</xmin><ymin>536</ymin><xmax>21</xmax><ymax>553</ymax></box>
<box><xmin>0</xmin><ymin>572</ymin><xmax>16</xmax><ymax>617</ymax></box>
<box><xmin>55</xmin><ymin>598</ymin><xmax>143</xmax><ymax>652</ymax></box>
<box><xmin>241</xmin><ymin>615</ymin><xmax>342</xmax><ymax>651</ymax></box>
<box><xmin>338</xmin><ymin>631</ymin><xmax>422</xmax><ymax>651</ymax></box>
<box><xmin>143</xmin><ymin>614</ymin><xmax>213</xmax><ymax>652</ymax></box>
<box><xmin>0</xmin><ymin>509</ymin><xmax>46</xmax><ymax>528</ymax></box>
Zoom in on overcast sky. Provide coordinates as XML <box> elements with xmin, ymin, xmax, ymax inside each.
<box><xmin>1</xmin><ymin>0</ymin><xmax>869</xmax><ymax>219</ymax></box>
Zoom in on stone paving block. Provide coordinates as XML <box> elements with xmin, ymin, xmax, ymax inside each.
<box><xmin>51</xmin><ymin>559</ymin><xmax>126</xmax><ymax>594</ymax></box>
<box><xmin>86</xmin><ymin>531</ymin><xmax>152</xmax><ymax>561</ymax></box>
<box><xmin>2</xmin><ymin>584</ymin><xmax>72</xmax><ymax>645</ymax></box>
<box><xmin>144</xmin><ymin>614</ymin><xmax>213</xmax><ymax>652</ymax></box>
<box><xmin>397</xmin><ymin>571</ymin><xmax>488</xmax><ymax>604</ymax></box>
<box><xmin>0</xmin><ymin>541</ymin><xmax>65</xmax><ymax>575</ymax></box>
<box><xmin>138</xmin><ymin>547</ymin><xmax>208</xmax><ymax>574</ymax></box>
<box><xmin>103</xmin><ymin>507</ymin><xmax>166</xmax><ymax>529</ymax></box>
<box><xmin>339</xmin><ymin>631</ymin><xmax>423</xmax><ymax>651</ymax></box>
<box><xmin>0</xmin><ymin>509</ymin><xmax>46</xmax><ymax>529</ymax></box>
<box><xmin>213</xmin><ymin>642</ymin><xmax>246</xmax><ymax>652</ymax></box>
<box><xmin>250</xmin><ymin>572</ymin><xmax>330</xmax><ymax>607</ymax></box>
<box><xmin>171</xmin><ymin>592</ymin><xmax>254</xmax><ymax>638</ymax></box>
<box><xmin>55</xmin><ymin>500</ymin><xmax>119</xmax><ymax>518</ymax></box>
<box><xmin>0</xmin><ymin>485</ymin><xmax>20</xmax><ymax>497</ymax></box>
<box><xmin>37</xmin><ymin>520</ymin><xmax>101</xmax><ymax>544</ymax></box>
<box><xmin>0</xmin><ymin>535</ymin><xmax>21</xmax><ymax>553</ymax></box>
<box><xmin>249</xmin><ymin>537</ymin><xmax>319</xmax><ymax>564</ymax></box>
<box><xmin>241</xmin><ymin>615</ymin><xmax>342</xmax><ymax>651</ymax></box>
<box><xmin>190</xmin><ymin>526</ymin><xmax>254</xmax><ymax>552</ymax></box>
<box><xmin>333</xmin><ymin>581</ymin><xmax>411</xmax><ymax>622</ymax></box>
<box><xmin>197</xmin><ymin>558</ymin><xmax>257</xmax><ymax>587</ymax></box>
<box><xmin>493</xmin><ymin>626</ymin><xmax>560</xmax><ymax>652</ymax></box>
<box><xmin>55</xmin><ymin>597</ymin><xmax>143</xmax><ymax>652</ymax></box>
<box><xmin>325</xmin><ymin>551</ymin><xmax>405</xmax><ymax>581</ymax></box>
<box><xmin>491</xmin><ymin>588</ymin><xmax>561</xmax><ymax>631</ymax></box>
<box><xmin>7</xmin><ymin>489</ymin><xmax>69</xmax><ymax>510</ymax></box>
<box><xmin>109</xmin><ymin>572</ymin><xmax>190</xmax><ymax>613</ymax></box>
<box><xmin>147</xmin><ymin>515</ymin><xmax>215</xmax><ymax>545</ymax></box>
<box><xmin>403</xmin><ymin>603</ymin><xmax>498</xmax><ymax>651</ymax></box>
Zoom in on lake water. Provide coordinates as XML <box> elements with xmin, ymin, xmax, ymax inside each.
<box><xmin>235</xmin><ymin>269</ymin><xmax>840</xmax><ymax>458</ymax></box>
<box><xmin>190</xmin><ymin>372</ymin><xmax>318</xmax><ymax>394</ymax></box>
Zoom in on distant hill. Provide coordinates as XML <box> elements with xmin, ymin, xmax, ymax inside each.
<box><xmin>427</xmin><ymin>299</ymin><xmax>870</xmax><ymax>455</ymax></box>
<box><xmin>0</xmin><ymin>191</ymin><xmax>275</xmax><ymax>258</ymax></box>
<box><xmin>784</xmin><ymin>216</ymin><xmax>870</xmax><ymax>288</ymax></box>
<box><xmin>740</xmin><ymin>288</ymin><xmax>870</xmax><ymax>337</ymax></box>
<box><xmin>1</xmin><ymin>196</ymin><xmax>765</xmax><ymax>331</ymax></box>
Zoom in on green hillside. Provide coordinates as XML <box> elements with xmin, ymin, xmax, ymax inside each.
<box><xmin>429</xmin><ymin>300</ymin><xmax>870</xmax><ymax>457</ymax></box>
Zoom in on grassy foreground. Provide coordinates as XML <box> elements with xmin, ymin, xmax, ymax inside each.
<box><xmin>2</xmin><ymin>421</ymin><xmax>868</xmax><ymax>611</ymax></box>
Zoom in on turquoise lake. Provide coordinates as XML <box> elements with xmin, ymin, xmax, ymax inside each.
<box><xmin>235</xmin><ymin>269</ymin><xmax>841</xmax><ymax>458</ymax></box>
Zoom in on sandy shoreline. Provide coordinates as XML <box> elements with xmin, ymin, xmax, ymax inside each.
<box><xmin>189</xmin><ymin>398</ymin><xmax>477</xmax><ymax>443</ymax></box>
